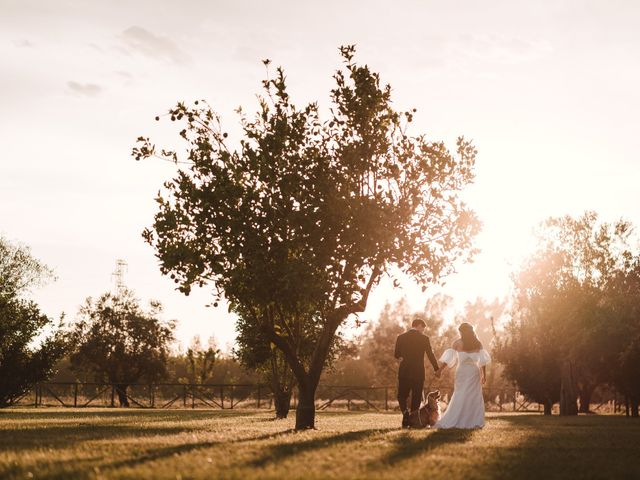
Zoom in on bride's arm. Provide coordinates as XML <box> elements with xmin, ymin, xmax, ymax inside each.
<box><xmin>437</xmin><ymin>348</ymin><xmax>458</xmax><ymax>374</ymax></box>
<box><xmin>480</xmin><ymin>365</ymin><xmax>486</xmax><ymax>384</ymax></box>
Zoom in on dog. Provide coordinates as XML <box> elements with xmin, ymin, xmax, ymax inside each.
<box><xmin>407</xmin><ymin>390</ymin><xmax>441</xmax><ymax>428</ymax></box>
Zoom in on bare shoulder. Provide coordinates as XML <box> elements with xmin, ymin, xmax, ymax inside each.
<box><xmin>452</xmin><ymin>339</ymin><xmax>463</xmax><ymax>351</ymax></box>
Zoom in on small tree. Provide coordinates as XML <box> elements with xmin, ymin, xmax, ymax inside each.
<box><xmin>69</xmin><ymin>289</ymin><xmax>175</xmax><ymax>406</ymax></box>
<box><xmin>234</xmin><ymin>318</ymin><xmax>295</xmax><ymax>419</ymax></box>
<box><xmin>493</xmin><ymin>307</ymin><xmax>562</xmax><ymax>415</ymax></box>
<box><xmin>185</xmin><ymin>336</ymin><xmax>220</xmax><ymax>384</ymax></box>
<box><xmin>0</xmin><ymin>236</ymin><xmax>66</xmax><ymax>407</ymax></box>
<box><xmin>235</xmin><ymin>314</ymin><xmax>296</xmax><ymax>419</ymax></box>
<box><xmin>134</xmin><ymin>46</ymin><xmax>480</xmax><ymax>428</ymax></box>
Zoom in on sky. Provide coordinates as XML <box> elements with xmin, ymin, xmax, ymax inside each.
<box><xmin>2</xmin><ymin>0</ymin><xmax>639</xmax><ymax>351</ymax></box>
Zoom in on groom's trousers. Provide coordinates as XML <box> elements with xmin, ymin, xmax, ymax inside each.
<box><xmin>397</xmin><ymin>376</ymin><xmax>423</xmax><ymax>412</ymax></box>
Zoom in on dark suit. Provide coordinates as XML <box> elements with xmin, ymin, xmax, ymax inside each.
<box><xmin>394</xmin><ymin>329</ymin><xmax>439</xmax><ymax>412</ymax></box>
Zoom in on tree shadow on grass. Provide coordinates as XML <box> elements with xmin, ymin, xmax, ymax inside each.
<box><xmin>0</xmin><ymin>409</ymin><xmax>270</xmax><ymax>450</ymax></box>
<box><xmin>250</xmin><ymin>429</ymin><xmax>394</xmax><ymax>467</ymax></box>
<box><xmin>103</xmin><ymin>428</ymin><xmax>298</xmax><ymax>470</ymax></box>
<box><xmin>0</xmin><ymin>424</ymin><xmax>196</xmax><ymax>450</ymax></box>
<box><xmin>379</xmin><ymin>428</ymin><xmax>475</xmax><ymax>466</ymax></box>
<box><xmin>0</xmin><ymin>428</ymin><xmax>301</xmax><ymax>479</ymax></box>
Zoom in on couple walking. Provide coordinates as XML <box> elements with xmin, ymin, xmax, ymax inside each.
<box><xmin>394</xmin><ymin>318</ymin><xmax>491</xmax><ymax>429</ymax></box>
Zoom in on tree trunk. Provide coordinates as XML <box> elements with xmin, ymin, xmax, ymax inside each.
<box><xmin>266</xmin><ymin>308</ymin><xmax>353</xmax><ymax>430</ymax></box>
<box><xmin>559</xmin><ymin>361</ymin><xmax>578</xmax><ymax>416</ymax></box>
<box><xmin>115</xmin><ymin>384</ymin><xmax>130</xmax><ymax>407</ymax></box>
<box><xmin>543</xmin><ymin>400</ymin><xmax>553</xmax><ymax>415</ymax></box>
<box><xmin>268</xmin><ymin>349</ymin><xmax>293</xmax><ymax>419</ymax></box>
<box><xmin>632</xmin><ymin>397</ymin><xmax>639</xmax><ymax>418</ymax></box>
<box><xmin>272</xmin><ymin>383</ymin><xmax>292</xmax><ymax>419</ymax></box>
<box><xmin>578</xmin><ymin>384</ymin><xmax>596</xmax><ymax>414</ymax></box>
<box><xmin>295</xmin><ymin>382</ymin><xmax>317</xmax><ymax>430</ymax></box>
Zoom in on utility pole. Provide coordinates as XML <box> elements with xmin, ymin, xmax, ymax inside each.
<box><xmin>111</xmin><ymin>259</ymin><xmax>128</xmax><ymax>296</ymax></box>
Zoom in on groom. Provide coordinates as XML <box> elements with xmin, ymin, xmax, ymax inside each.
<box><xmin>394</xmin><ymin>317</ymin><xmax>440</xmax><ymax>428</ymax></box>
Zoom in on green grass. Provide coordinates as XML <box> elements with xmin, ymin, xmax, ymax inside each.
<box><xmin>1</xmin><ymin>409</ymin><xmax>639</xmax><ymax>480</ymax></box>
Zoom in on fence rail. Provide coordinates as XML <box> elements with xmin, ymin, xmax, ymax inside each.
<box><xmin>13</xmin><ymin>382</ymin><xmax>623</xmax><ymax>414</ymax></box>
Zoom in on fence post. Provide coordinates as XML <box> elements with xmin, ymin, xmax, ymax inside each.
<box><xmin>385</xmin><ymin>387</ymin><xmax>389</xmax><ymax>411</ymax></box>
<box><xmin>230</xmin><ymin>386</ymin><xmax>234</xmax><ymax>409</ymax></box>
<box><xmin>221</xmin><ymin>387</ymin><xmax>224</xmax><ymax>409</ymax></box>
<box><xmin>34</xmin><ymin>384</ymin><xmax>38</xmax><ymax>408</ymax></box>
<box><xmin>110</xmin><ymin>385</ymin><xmax>115</xmax><ymax>408</ymax></box>
<box><xmin>625</xmin><ymin>395</ymin><xmax>630</xmax><ymax>417</ymax></box>
<box><xmin>183</xmin><ymin>385</ymin><xmax>187</xmax><ymax>407</ymax></box>
<box><xmin>73</xmin><ymin>383</ymin><xmax>78</xmax><ymax>408</ymax></box>
<box><xmin>257</xmin><ymin>385</ymin><xmax>261</xmax><ymax>409</ymax></box>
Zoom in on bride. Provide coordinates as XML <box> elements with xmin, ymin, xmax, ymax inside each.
<box><xmin>435</xmin><ymin>322</ymin><xmax>491</xmax><ymax>429</ymax></box>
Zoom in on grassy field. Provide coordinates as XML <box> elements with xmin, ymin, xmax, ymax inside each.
<box><xmin>1</xmin><ymin>409</ymin><xmax>639</xmax><ymax>480</ymax></box>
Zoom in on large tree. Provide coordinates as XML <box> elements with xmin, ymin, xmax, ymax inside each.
<box><xmin>0</xmin><ymin>236</ymin><xmax>66</xmax><ymax>407</ymax></box>
<box><xmin>69</xmin><ymin>290</ymin><xmax>175</xmax><ymax>406</ymax></box>
<box><xmin>496</xmin><ymin>212</ymin><xmax>635</xmax><ymax>415</ymax></box>
<box><xmin>134</xmin><ymin>46</ymin><xmax>480</xmax><ymax>428</ymax></box>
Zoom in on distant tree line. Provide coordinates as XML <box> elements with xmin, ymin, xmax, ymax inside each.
<box><xmin>2</xmin><ymin>215</ymin><xmax>639</xmax><ymax>418</ymax></box>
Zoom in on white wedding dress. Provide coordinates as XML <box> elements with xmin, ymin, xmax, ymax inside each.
<box><xmin>435</xmin><ymin>348</ymin><xmax>491</xmax><ymax>429</ymax></box>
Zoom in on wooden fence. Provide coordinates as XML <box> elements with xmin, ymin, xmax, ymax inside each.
<box><xmin>14</xmin><ymin>382</ymin><xmax>622</xmax><ymax>414</ymax></box>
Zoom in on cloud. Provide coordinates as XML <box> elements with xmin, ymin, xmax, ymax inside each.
<box><xmin>454</xmin><ymin>33</ymin><xmax>553</xmax><ymax>65</ymax></box>
<box><xmin>120</xmin><ymin>26</ymin><xmax>190</xmax><ymax>64</ymax></box>
<box><xmin>67</xmin><ymin>81</ymin><xmax>103</xmax><ymax>97</ymax></box>
<box><xmin>14</xmin><ymin>39</ymin><xmax>34</xmax><ymax>48</ymax></box>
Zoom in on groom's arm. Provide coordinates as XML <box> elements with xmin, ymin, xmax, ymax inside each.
<box><xmin>394</xmin><ymin>336</ymin><xmax>402</xmax><ymax>360</ymax></box>
<box><xmin>424</xmin><ymin>337</ymin><xmax>439</xmax><ymax>371</ymax></box>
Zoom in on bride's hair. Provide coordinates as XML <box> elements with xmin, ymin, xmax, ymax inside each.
<box><xmin>458</xmin><ymin>322</ymin><xmax>482</xmax><ymax>351</ymax></box>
